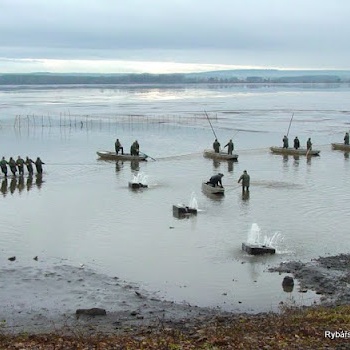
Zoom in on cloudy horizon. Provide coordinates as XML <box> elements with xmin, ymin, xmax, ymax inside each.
<box><xmin>1</xmin><ymin>0</ymin><xmax>349</xmax><ymax>73</ymax></box>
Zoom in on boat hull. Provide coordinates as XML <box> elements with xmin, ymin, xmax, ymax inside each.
<box><xmin>97</xmin><ymin>151</ymin><xmax>147</xmax><ymax>161</ymax></box>
<box><xmin>270</xmin><ymin>147</ymin><xmax>320</xmax><ymax>156</ymax></box>
<box><xmin>201</xmin><ymin>182</ymin><xmax>225</xmax><ymax>195</ymax></box>
<box><xmin>203</xmin><ymin>149</ymin><xmax>238</xmax><ymax>161</ymax></box>
<box><xmin>331</xmin><ymin>143</ymin><xmax>350</xmax><ymax>151</ymax></box>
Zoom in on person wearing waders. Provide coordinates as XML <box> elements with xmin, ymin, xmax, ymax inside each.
<box><xmin>35</xmin><ymin>157</ymin><xmax>45</xmax><ymax>174</ymax></box>
<box><xmin>0</xmin><ymin>157</ymin><xmax>8</xmax><ymax>177</ymax></box>
<box><xmin>238</xmin><ymin>170</ymin><xmax>250</xmax><ymax>193</ymax></box>
<box><xmin>8</xmin><ymin>157</ymin><xmax>17</xmax><ymax>176</ymax></box>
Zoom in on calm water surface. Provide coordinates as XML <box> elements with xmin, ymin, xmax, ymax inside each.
<box><xmin>0</xmin><ymin>84</ymin><xmax>350</xmax><ymax>312</ymax></box>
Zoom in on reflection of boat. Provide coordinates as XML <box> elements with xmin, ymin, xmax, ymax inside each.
<box><xmin>270</xmin><ymin>147</ymin><xmax>320</xmax><ymax>156</ymax></box>
<box><xmin>203</xmin><ymin>149</ymin><xmax>238</xmax><ymax>161</ymax></box>
<box><xmin>201</xmin><ymin>182</ymin><xmax>225</xmax><ymax>195</ymax></box>
<box><xmin>97</xmin><ymin>151</ymin><xmax>147</xmax><ymax>161</ymax></box>
<box><xmin>331</xmin><ymin>143</ymin><xmax>350</xmax><ymax>151</ymax></box>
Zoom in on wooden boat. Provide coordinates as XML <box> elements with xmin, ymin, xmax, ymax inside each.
<box><xmin>331</xmin><ymin>143</ymin><xmax>350</xmax><ymax>151</ymax></box>
<box><xmin>270</xmin><ymin>147</ymin><xmax>320</xmax><ymax>156</ymax></box>
<box><xmin>201</xmin><ymin>182</ymin><xmax>225</xmax><ymax>195</ymax></box>
<box><xmin>97</xmin><ymin>151</ymin><xmax>147</xmax><ymax>161</ymax></box>
<box><xmin>203</xmin><ymin>149</ymin><xmax>238</xmax><ymax>161</ymax></box>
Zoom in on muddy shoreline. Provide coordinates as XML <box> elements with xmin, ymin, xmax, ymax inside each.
<box><xmin>2</xmin><ymin>254</ymin><xmax>349</xmax><ymax>335</ymax></box>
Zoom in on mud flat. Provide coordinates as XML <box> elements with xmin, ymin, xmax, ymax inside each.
<box><xmin>269</xmin><ymin>253</ymin><xmax>350</xmax><ymax>306</ymax></box>
<box><xmin>2</xmin><ymin>254</ymin><xmax>350</xmax><ymax>336</ymax></box>
<box><xmin>0</xmin><ymin>264</ymin><xmax>232</xmax><ymax>335</ymax></box>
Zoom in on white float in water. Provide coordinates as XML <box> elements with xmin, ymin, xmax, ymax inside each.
<box><xmin>243</xmin><ymin>223</ymin><xmax>282</xmax><ymax>255</ymax></box>
<box><xmin>129</xmin><ymin>172</ymin><xmax>148</xmax><ymax>189</ymax></box>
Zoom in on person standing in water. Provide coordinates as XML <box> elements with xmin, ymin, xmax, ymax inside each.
<box><xmin>16</xmin><ymin>156</ymin><xmax>25</xmax><ymax>176</ymax></box>
<box><xmin>8</xmin><ymin>157</ymin><xmax>17</xmax><ymax>176</ymax></box>
<box><xmin>238</xmin><ymin>170</ymin><xmax>250</xmax><ymax>193</ymax></box>
<box><xmin>35</xmin><ymin>157</ymin><xmax>45</xmax><ymax>174</ymax></box>
<box><xmin>25</xmin><ymin>157</ymin><xmax>34</xmax><ymax>176</ymax></box>
<box><xmin>0</xmin><ymin>157</ymin><xmax>8</xmax><ymax>177</ymax></box>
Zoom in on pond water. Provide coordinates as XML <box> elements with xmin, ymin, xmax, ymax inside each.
<box><xmin>1</xmin><ymin>83</ymin><xmax>350</xmax><ymax>313</ymax></box>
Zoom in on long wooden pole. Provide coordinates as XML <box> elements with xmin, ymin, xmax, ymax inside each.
<box><xmin>286</xmin><ymin>113</ymin><xmax>294</xmax><ymax>137</ymax></box>
<box><xmin>204</xmin><ymin>111</ymin><xmax>218</xmax><ymax>140</ymax></box>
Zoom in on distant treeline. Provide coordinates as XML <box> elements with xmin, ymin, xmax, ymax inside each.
<box><xmin>0</xmin><ymin>72</ymin><xmax>347</xmax><ymax>85</ymax></box>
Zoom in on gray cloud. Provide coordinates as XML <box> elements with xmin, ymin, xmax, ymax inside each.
<box><xmin>0</xmin><ymin>0</ymin><xmax>350</xmax><ymax>69</ymax></box>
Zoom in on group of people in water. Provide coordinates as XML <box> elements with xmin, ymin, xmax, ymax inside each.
<box><xmin>0</xmin><ymin>156</ymin><xmax>44</xmax><ymax>177</ymax></box>
<box><xmin>115</xmin><ymin>139</ymin><xmax>140</xmax><ymax>156</ymax></box>
<box><xmin>282</xmin><ymin>135</ymin><xmax>313</xmax><ymax>150</ymax></box>
<box><xmin>207</xmin><ymin>170</ymin><xmax>250</xmax><ymax>193</ymax></box>
<box><xmin>213</xmin><ymin>139</ymin><xmax>234</xmax><ymax>154</ymax></box>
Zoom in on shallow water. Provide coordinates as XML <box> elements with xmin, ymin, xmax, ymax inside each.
<box><xmin>1</xmin><ymin>84</ymin><xmax>350</xmax><ymax>313</ymax></box>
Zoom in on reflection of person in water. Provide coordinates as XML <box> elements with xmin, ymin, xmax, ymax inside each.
<box><xmin>36</xmin><ymin>174</ymin><xmax>44</xmax><ymax>189</ymax></box>
<box><xmin>10</xmin><ymin>177</ymin><xmax>17</xmax><ymax>194</ymax></box>
<box><xmin>1</xmin><ymin>178</ymin><xmax>8</xmax><ymax>197</ymax></box>
<box><xmin>26</xmin><ymin>175</ymin><xmax>34</xmax><ymax>192</ymax></box>
<box><xmin>131</xmin><ymin>160</ymin><xmax>140</xmax><ymax>172</ymax></box>
<box><xmin>17</xmin><ymin>175</ymin><xmax>25</xmax><ymax>193</ymax></box>
<box><xmin>115</xmin><ymin>161</ymin><xmax>123</xmax><ymax>172</ymax></box>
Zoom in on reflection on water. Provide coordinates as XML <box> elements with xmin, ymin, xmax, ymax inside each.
<box><xmin>27</xmin><ymin>176</ymin><xmax>34</xmax><ymax>191</ymax></box>
<box><xmin>35</xmin><ymin>174</ymin><xmax>44</xmax><ymax>189</ymax></box>
<box><xmin>293</xmin><ymin>155</ymin><xmax>299</xmax><ymax>167</ymax></box>
<box><xmin>344</xmin><ymin>152</ymin><xmax>349</xmax><ymax>160</ymax></box>
<box><xmin>241</xmin><ymin>191</ymin><xmax>250</xmax><ymax>201</ymax></box>
<box><xmin>17</xmin><ymin>176</ymin><xmax>25</xmax><ymax>194</ymax></box>
<box><xmin>0</xmin><ymin>175</ymin><xmax>44</xmax><ymax>195</ymax></box>
<box><xmin>1</xmin><ymin>178</ymin><xmax>8</xmax><ymax>197</ymax></box>
<box><xmin>213</xmin><ymin>159</ymin><xmax>220</xmax><ymax>169</ymax></box>
<box><xmin>227</xmin><ymin>160</ymin><xmax>234</xmax><ymax>172</ymax></box>
<box><xmin>130</xmin><ymin>160</ymin><xmax>140</xmax><ymax>172</ymax></box>
<box><xmin>115</xmin><ymin>161</ymin><xmax>124</xmax><ymax>172</ymax></box>
<box><xmin>10</xmin><ymin>177</ymin><xmax>16</xmax><ymax>194</ymax></box>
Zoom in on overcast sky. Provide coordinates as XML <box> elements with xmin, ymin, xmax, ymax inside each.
<box><xmin>1</xmin><ymin>0</ymin><xmax>349</xmax><ymax>73</ymax></box>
